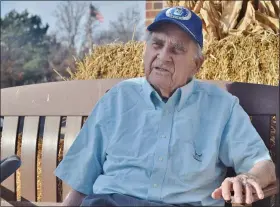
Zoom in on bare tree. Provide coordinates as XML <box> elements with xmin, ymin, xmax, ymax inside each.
<box><xmin>94</xmin><ymin>6</ymin><xmax>144</xmax><ymax>44</ymax></box>
<box><xmin>54</xmin><ymin>1</ymin><xmax>87</xmax><ymax>50</ymax></box>
<box><xmin>47</xmin><ymin>33</ymin><xmax>76</xmax><ymax>80</ymax></box>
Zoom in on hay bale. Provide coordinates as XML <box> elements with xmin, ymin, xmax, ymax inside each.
<box><xmin>70</xmin><ymin>32</ymin><xmax>278</xmax><ymax>86</ymax></box>
<box><xmin>69</xmin><ymin>41</ymin><xmax>144</xmax><ymax>80</ymax></box>
<box><xmin>197</xmin><ymin>31</ymin><xmax>279</xmax><ymax>86</ymax></box>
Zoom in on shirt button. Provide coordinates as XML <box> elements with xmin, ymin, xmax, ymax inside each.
<box><xmin>153</xmin><ymin>184</ymin><xmax>158</xmax><ymax>188</ymax></box>
<box><xmin>159</xmin><ymin>157</ymin><xmax>163</xmax><ymax>161</ymax></box>
<box><xmin>161</xmin><ymin>135</ymin><xmax>166</xmax><ymax>139</ymax></box>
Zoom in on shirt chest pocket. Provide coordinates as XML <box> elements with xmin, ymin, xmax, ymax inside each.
<box><xmin>170</xmin><ymin>119</ymin><xmax>216</xmax><ymax>184</ymax></box>
<box><xmin>170</xmin><ymin>141</ymin><xmax>216</xmax><ymax>185</ymax></box>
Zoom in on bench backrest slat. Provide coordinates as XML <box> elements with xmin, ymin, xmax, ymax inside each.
<box><xmin>0</xmin><ymin>79</ymin><xmax>125</xmax><ymax>116</ymax></box>
<box><xmin>20</xmin><ymin>116</ymin><xmax>39</xmax><ymax>201</ymax></box>
<box><xmin>251</xmin><ymin>116</ymin><xmax>271</xmax><ymax>148</ymax></box>
<box><xmin>227</xmin><ymin>82</ymin><xmax>278</xmax><ymax>152</ymax></box>
<box><xmin>1</xmin><ymin>116</ymin><xmax>19</xmax><ymax>201</ymax></box>
<box><xmin>41</xmin><ymin>116</ymin><xmax>61</xmax><ymax>202</ymax></box>
<box><xmin>62</xmin><ymin>116</ymin><xmax>83</xmax><ymax>200</ymax></box>
<box><xmin>227</xmin><ymin>82</ymin><xmax>278</xmax><ymax>115</ymax></box>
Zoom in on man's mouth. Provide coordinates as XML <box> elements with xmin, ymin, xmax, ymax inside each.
<box><xmin>155</xmin><ymin>67</ymin><xmax>169</xmax><ymax>72</ymax></box>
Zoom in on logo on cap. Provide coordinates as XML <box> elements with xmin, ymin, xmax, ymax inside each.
<box><xmin>166</xmin><ymin>7</ymin><xmax>192</xmax><ymax>20</ymax></box>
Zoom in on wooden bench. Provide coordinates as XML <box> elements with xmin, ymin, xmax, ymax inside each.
<box><xmin>0</xmin><ymin>79</ymin><xmax>279</xmax><ymax>207</ymax></box>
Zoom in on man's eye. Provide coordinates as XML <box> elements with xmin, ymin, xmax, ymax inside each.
<box><xmin>152</xmin><ymin>42</ymin><xmax>162</xmax><ymax>47</ymax></box>
<box><xmin>173</xmin><ymin>47</ymin><xmax>186</xmax><ymax>54</ymax></box>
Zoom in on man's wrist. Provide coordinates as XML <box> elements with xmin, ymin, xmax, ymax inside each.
<box><xmin>247</xmin><ymin>160</ymin><xmax>276</xmax><ymax>188</ymax></box>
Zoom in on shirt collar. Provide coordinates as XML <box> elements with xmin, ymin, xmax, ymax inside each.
<box><xmin>177</xmin><ymin>77</ymin><xmax>196</xmax><ymax>111</ymax></box>
<box><xmin>141</xmin><ymin>77</ymin><xmax>196</xmax><ymax>111</ymax></box>
<box><xmin>141</xmin><ymin>77</ymin><xmax>156</xmax><ymax>109</ymax></box>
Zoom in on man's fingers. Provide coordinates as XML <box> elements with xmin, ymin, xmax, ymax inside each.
<box><xmin>245</xmin><ymin>184</ymin><xmax>253</xmax><ymax>204</ymax></box>
<box><xmin>221</xmin><ymin>178</ymin><xmax>232</xmax><ymax>201</ymax></box>
<box><xmin>219</xmin><ymin>174</ymin><xmax>265</xmax><ymax>204</ymax></box>
<box><xmin>211</xmin><ymin>187</ymin><xmax>222</xmax><ymax>199</ymax></box>
<box><xmin>232</xmin><ymin>178</ymin><xmax>243</xmax><ymax>204</ymax></box>
<box><xmin>247</xmin><ymin>179</ymin><xmax>264</xmax><ymax>200</ymax></box>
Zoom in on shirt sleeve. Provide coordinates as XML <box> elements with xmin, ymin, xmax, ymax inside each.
<box><xmin>219</xmin><ymin>97</ymin><xmax>272</xmax><ymax>174</ymax></box>
<box><xmin>54</xmin><ymin>97</ymin><xmax>110</xmax><ymax>195</ymax></box>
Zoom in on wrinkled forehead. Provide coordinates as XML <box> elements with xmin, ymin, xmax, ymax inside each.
<box><xmin>149</xmin><ymin>23</ymin><xmax>194</xmax><ymax>46</ymax></box>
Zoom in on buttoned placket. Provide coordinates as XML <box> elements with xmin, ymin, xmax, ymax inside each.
<box><xmin>147</xmin><ymin>102</ymin><xmax>176</xmax><ymax>201</ymax></box>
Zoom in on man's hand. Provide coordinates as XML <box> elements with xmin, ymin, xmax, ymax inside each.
<box><xmin>211</xmin><ymin>173</ymin><xmax>264</xmax><ymax>205</ymax></box>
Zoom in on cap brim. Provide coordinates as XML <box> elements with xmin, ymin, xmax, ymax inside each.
<box><xmin>147</xmin><ymin>18</ymin><xmax>199</xmax><ymax>47</ymax></box>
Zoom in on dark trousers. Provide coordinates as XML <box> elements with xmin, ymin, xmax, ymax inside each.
<box><xmin>81</xmin><ymin>193</ymin><xmax>193</xmax><ymax>207</ymax></box>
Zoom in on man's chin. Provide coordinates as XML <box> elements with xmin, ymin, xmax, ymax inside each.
<box><xmin>148</xmin><ymin>77</ymin><xmax>172</xmax><ymax>93</ymax></box>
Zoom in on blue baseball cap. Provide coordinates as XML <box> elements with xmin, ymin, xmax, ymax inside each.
<box><xmin>147</xmin><ymin>6</ymin><xmax>203</xmax><ymax>48</ymax></box>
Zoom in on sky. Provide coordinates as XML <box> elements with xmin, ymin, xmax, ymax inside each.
<box><xmin>1</xmin><ymin>1</ymin><xmax>146</xmax><ymax>47</ymax></box>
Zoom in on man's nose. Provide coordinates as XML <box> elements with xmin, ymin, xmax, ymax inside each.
<box><xmin>157</xmin><ymin>48</ymin><xmax>172</xmax><ymax>62</ymax></box>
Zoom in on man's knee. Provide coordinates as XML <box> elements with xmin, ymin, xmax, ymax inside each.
<box><xmin>80</xmin><ymin>194</ymin><xmax>117</xmax><ymax>206</ymax></box>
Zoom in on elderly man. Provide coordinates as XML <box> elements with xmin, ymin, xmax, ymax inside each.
<box><xmin>54</xmin><ymin>6</ymin><xmax>276</xmax><ymax>206</ymax></box>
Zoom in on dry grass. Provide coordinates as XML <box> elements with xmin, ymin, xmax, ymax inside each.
<box><xmin>198</xmin><ymin>31</ymin><xmax>279</xmax><ymax>85</ymax></box>
<box><xmin>68</xmin><ymin>41</ymin><xmax>145</xmax><ymax>80</ymax></box>
<box><xmin>15</xmin><ymin>133</ymin><xmax>21</xmax><ymax>201</ymax></box>
<box><xmin>165</xmin><ymin>0</ymin><xmax>279</xmax><ymax>43</ymax></box>
<box><xmin>270</xmin><ymin>116</ymin><xmax>277</xmax><ymax>162</ymax></box>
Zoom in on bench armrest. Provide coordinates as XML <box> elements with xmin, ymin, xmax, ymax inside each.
<box><xmin>231</xmin><ymin>182</ymin><xmax>278</xmax><ymax>206</ymax></box>
<box><xmin>262</xmin><ymin>182</ymin><xmax>278</xmax><ymax>198</ymax></box>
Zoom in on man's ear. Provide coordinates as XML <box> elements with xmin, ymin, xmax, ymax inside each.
<box><xmin>143</xmin><ymin>41</ymin><xmax>147</xmax><ymax>54</ymax></box>
<box><xmin>194</xmin><ymin>55</ymin><xmax>204</xmax><ymax>73</ymax></box>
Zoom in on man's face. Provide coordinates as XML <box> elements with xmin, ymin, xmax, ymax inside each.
<box><xmin>143</xmin><ymin>23</ymin><xmax>203</xmax><ymax>97</ymax></box>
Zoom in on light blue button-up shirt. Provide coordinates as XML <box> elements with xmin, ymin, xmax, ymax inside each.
<box><xmin>54</xmin><ymin>77</ymin><xmax>271</xmax><ymax>206</ymax></box>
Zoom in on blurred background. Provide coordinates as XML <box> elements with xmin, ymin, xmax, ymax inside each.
<box><xmin>1</xmin><ymin>1</ymin><xmax>146</xmax><ymax>88</ymax></box>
